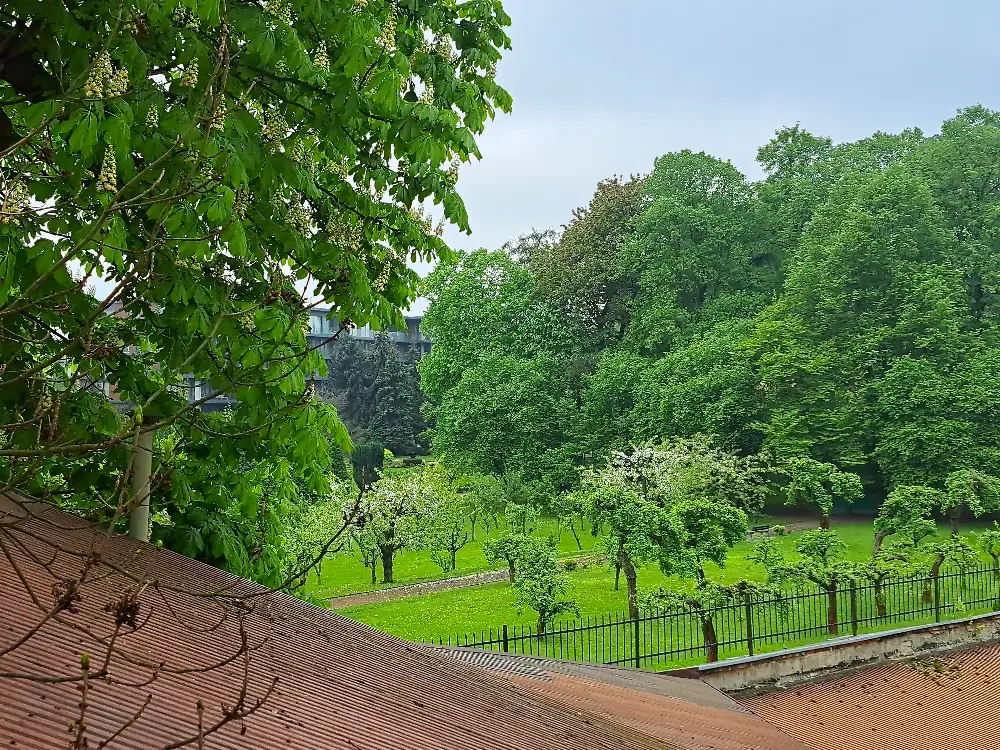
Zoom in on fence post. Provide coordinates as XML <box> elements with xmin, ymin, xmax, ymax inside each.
<box><xmin>633</xmin><ymin>617</ymin><xmax>641</xmax><ymax>669</ymax></box>
<box><xmin>934</xmin><ymin>575</ymin><xmax>941</xmax><ymax>623</ymax></box>
<box><xmin>502</xmin><ymin>624</ymin><xmax>509</xmax><ymax>653</ymax></box>
<box><xmin>850</xmin><ymin>583</ymin><xmax>858</xmax><ymax>637</ymax></box>
<box><xmin>743</xmin><ymin>592</ymin><xmax>754</xmax><ymax>657</ymax></box>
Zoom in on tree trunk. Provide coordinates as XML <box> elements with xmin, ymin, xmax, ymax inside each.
<box><xmin>537</xmin><ymin>614</ymin><xmax>546</xmax><ymax>637</ymax></box>
<box><xmin>702</xmin><ymin>617</ymin><xmax>719</xmax><ymax>663</ymax></box>
<box><xmin>380</xmin><ymin>545</ymin><xmax>395</xmax><ymax>584</ymax></box>
<box><xmin>614</xmin><ymin>561</ymin><xmax>621</xmax><ymax>591</ymax></box>
<box><xmin>471</xmin><ymin>517</ymin><xmax>476</xmax><ymax>541</ymax></box>
<box><xmin>621</xmin><ymin>552</ymin><xmax>639</xmax><ymax>620</ymax></box>
<box><xmin>873</xmin><ymin>530</ymin><xmax>891</xmax><ymax>558</ymax></box>
<box><xmin>950</xmin><ymin>508</ymin><xmax>961</xmax><ymax>537</ymax></box>
<box><xmin>875</xmin><ymin>574</ymin><xmax>887</xmax><ymax>618</ymax></box>
<box><xmin>569</xmin><ymin>520</ymin><xmax>583</xmax><ymax>551</ymax></box>
<box><xmin>826</xmin><ymin>583</ymin><xmax>838</xmax><ymax>635</ymax></box>
<box><xmin>820</xmin><ymin>514</ymin><xmax>831</xmax><ymax>530</ymax></box>
<box><xmin>451</xmin><ymin>547</ymin><xmax>457</xmax><ymax>571</ymax></box>
<box><xmin>370</xmin><ymin>564</ymin><xmax>377</xmax><ymax>586</ymax></box>
<box><xmin>922</xmin><ymin>554</ymin><xmax>945</xmax><ymax>603</ymax></box>
<box><xmin>507</xmin><ymin>559</ymin><xmax>516</xmax><ymax>583</ymax></box>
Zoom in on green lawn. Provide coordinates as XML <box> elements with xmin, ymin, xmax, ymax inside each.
<box><xmin>337</xmin><ymin>518</ymin><xmax>997</xmax><ymax>643</ymax></box>
<box><xmin>304</xmin><ymin>516</ymin><xmax>600</xmax><ymax>599</ymax></box>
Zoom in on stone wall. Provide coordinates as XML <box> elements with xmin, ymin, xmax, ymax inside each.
<box><xmin>664</xmin><ymin>611</ymin><xmax>1000</xmax><ymax>696</ymax></box>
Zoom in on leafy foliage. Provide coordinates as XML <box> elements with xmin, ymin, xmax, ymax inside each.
<box><xmin>347</xmin><ymin>463</ymin><xmax>438</xmax><ymax>584</ymax></box>
<box><xmin>780</xmin><ymin>457</ymin><xmax>863</xmax><ymax>527</ymax></box>
<box><xmin>0</xmin><ymin>0</ymin><xmax>512</xmax><ymax>583</ymax></box>
<box><xmin>511</xmin><ymin>537</ymin><xmax>578</xmax><ymax>635</ymax></box>
<box><xmin>420</xmin><ymin>467</ymin><xmax>472</xmax><ymax>572</ymax></box>
<box><xmin>482</xmin><ymin>502</ymin><xmax>541</xmax><ymax>582</ymax></box>
<box><xmin>421</xmin><ymin>106</ymin><xmax>1000</xmax><ymax>538</ymax></box>
<box><xmin>580</xmin><ymin>438</ymin><xmax>755</xmax><ymax>618</ymax></box>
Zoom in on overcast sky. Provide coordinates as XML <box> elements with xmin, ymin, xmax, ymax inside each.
<box><xmin>436</xmin><ymin>0</ymin><xmax>1000</xmax><ymax>262</ymax></box>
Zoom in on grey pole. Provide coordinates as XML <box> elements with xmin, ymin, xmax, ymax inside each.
<box><xmin>128</xmin><ymin>426</ymin><xmax>154</xmax><ymax>542</ymax></box>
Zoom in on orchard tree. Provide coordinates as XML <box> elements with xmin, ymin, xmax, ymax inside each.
<box><xmin>581</xmin><ymin>438</ymin><xmax>756</xmax><ymax>620</ymax></box>
<box><xmin>871</xmin><ymin>485</ymin><xmax>939</xmax><ymax>615</ymax></box>
<box><xmin>351</xmin><ymin>465</ymin><xmax>435</xmax><ymax>584</ymax></box>
<box><xmin>283</xmin><ymin>475</ymin><xmax>359</xmax><ymax>589</ymax></box>
<box><xmin>582</xmin><ymin>476</ymin><xmax>664</xmax><ymax>619</ymax></box>
<box><xmin>483</xmin><ymin>502</ymin><xmax>540</xmax><ymax>582</ymax></box>
<box><xmin>977</xmin><ymin>523</ymin><xmax>1000</xmax><ymax>579</ymax></box>
<box><xmin>0</xmin><ymin>0</ymin><xmax>512</xmax><ymax>585</ymax></box>
<box><xmin>919</xmin><ymin>534</ymin><xmax>978</xmax><ymax>604</ymax></box>
<box><xmin>465</xmin><ymin>471</ymin><xmax>505</xmax><ymax>540</ymax></box>
<box><xmin>552</xmin><ymin>491</ymin><xmax>586</xmax><ymax>551</ymax></box>
<box><xmin>780</xmin><ymin>457</ymin><xmax>863</xmax><ymax>528</ymax></box>
<box><xmin>873</xmin><ymin>485</ymin><xmax>940</xmax><ymax>556</ymax></box>
<box><xmin>644</xmin><ymin>579</ymin><xmax>778</xmax><ymax>663</ymax></box>
<box><xmin>422</xmin><ymin>468</ymin><xmax>472</xmax><ymax>572</ymax></box>
<box><xmin>512</xmin><ymin>538</ymin><xmax>578</xmax><ymax>635</ymax></box>
<box><xmin>764</xmin><ymin>529</ymin><xmax>867</xmax><ymax>635</ymax></box>
<box><xmin>943</xmin><ymin>469</ymin><xmax>1000</xmax><ymax>535</ymax></box>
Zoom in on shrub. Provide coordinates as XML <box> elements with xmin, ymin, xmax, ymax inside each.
<box><xmin>563</xmin><ymin>559</ymin><xmax>578</xmax><ymax>572</ymax></box>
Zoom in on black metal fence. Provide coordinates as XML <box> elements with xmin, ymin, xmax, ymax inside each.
<box><xmin>428</xmin><ymin>566</ymin><xmax>1000</xmax><ymax>669</ymax></box>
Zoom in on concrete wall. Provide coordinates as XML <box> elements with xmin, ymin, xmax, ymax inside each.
<box><xmin>666</xmin><ymin>612</ymin><xmax>1000</xmax><ymax>697</ymax></box>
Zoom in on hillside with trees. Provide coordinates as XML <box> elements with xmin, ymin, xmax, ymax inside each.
<box><xmin>420</xmin><ymin>106</ymin><xmax>1000</xmax><ymax>522</ymax></box>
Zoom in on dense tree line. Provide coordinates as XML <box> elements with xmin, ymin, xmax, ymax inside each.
<box><xmin>420</xmin><ymin>106</ymin><xmax>1000</xmax><ymax>519</ymax></box>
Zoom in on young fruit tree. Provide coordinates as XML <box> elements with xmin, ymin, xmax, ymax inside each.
<box><xmin>465</xmin><ymin>472</ymin><xmax>505</xmax><ymax>540</ymax></box>
<box><xmin>511</xmin><ymin>537</ymin><xmax>578</xmax><ymax>636</ymax></box>
<box><xmin>581</xmin><ymin>438</ymin><xmax>760</xmax><ymax>620</ymax></box>
<box><xmin>979</xmin><ymin>522</ymin><xmax>1000</xmax><ymax>579</ymax></box>
<box><xmin>349</xmin><ymin>466</ymin><xmax>437</xmax><ymax>584</ymax></box>
<box><xmin>644</xmin><ymin>579</ymin><xmax>779</xmax><ymax>663</ymax></box>
<box><xmin>871</xmin><ymin>485</ymin><xmax>940</xmax><ymax>615</ymax></box>
<box><xmin>482</xmin><ymin>502</ymin><xmax>540</xmax><ymax>583</ymax></box>
<box><xmin>943</xmin><ymin>469</ymin><xmax>1000</xmax><ymax>536</ymax></box>
<box><xmin>421</xmin><ymin>467</ymin><xmax>473</xmax><ymax>573</ymax></box>
<box><xmin>781</xmin><ymin>457</ymin><xmax>863</xmax><ymax>529</ymax></box>
<box><xmin>762</xmin><ymin>528</ymin><xmax>867</xmax><ymax>635</ymax></box>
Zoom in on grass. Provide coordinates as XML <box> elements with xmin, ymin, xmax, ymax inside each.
<box><xmin>336</xmin><ymin>517</ymin><xmax>998</xmax><ymax>643</ymax></box>
<box><xmin>303</xmin><ymin>516</ymin><xmax>600</xmax><ymax>599</ymax></box>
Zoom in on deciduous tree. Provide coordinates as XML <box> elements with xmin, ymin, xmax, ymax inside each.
<box><xmin>0</xmin><ymin>0</ymin><xmax>512</xmax><ymax>587</ymax></box>
<box><xmin>511</xmin><ymin>537</ymin><xmax>578</xmax><ymax>635</ymax></box>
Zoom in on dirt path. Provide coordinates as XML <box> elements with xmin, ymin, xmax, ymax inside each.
<box><xmin>329</xmin><ymin>552</ymin><xmax>602</xmax><ymax>609</ymax></box>
<box><xmin>329</xmin><ymin>569</ymin><xmax>511</xmax><ymax>609</ymax></box>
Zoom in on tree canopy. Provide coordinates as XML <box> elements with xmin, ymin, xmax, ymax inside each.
<box><xmin>1</xmin><ymin>0</ymin><xmax>512</xmax><ymax>583</ymax></box>
<box><xmin>421</xmin><ymin>106</ymin><xmax>1000</xmax><ymax>530</ymax></box>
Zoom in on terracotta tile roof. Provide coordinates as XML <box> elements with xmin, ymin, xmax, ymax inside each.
<box><xmin>740</xmin><ymin>642</ymin><xmax>1000</xmax><ymax>750</ymax></box>
<box><xmin>442</xmin><ymin>649</ymin><xmax>811</xmax><ymax>750</ymax></box>
<box><xmin>0</xmin><ymin>498</ymin><xmax>679</xmax><ymax>750</ymax></box>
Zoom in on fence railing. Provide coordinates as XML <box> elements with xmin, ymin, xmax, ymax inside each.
<box><xmin>427</xmin><ymin>565</ymin><xmax>1000</xmax><ymax>669</ymax></box>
